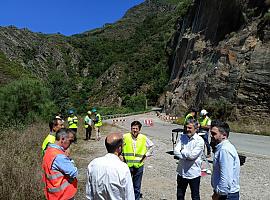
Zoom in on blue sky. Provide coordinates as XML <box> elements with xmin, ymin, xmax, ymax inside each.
<box><xmin>0</xmin><ymin>0</ymin><xmax>145</xmax><ymax>36</ymax></box>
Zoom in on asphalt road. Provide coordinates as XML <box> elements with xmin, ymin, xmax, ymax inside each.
<box><xmin>105</xmin><ymin>112</ymin><xmax>270</xmax><ymax>158</ymax></box>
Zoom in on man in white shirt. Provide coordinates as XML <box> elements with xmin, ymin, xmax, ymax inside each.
<box><xmin>86</xmin><ymin>133</ymin><xmax>135</xmax><ymax>200</ymax></box>
<box><xmin>174</xmin><ymin>119</ymin><xmax>204</xmax><ymax>200</ymax></box>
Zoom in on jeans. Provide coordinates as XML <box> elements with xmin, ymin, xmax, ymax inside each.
<box><xmin>219</xmin><ymin>192</ymin><xmax>239</xmax><ymax>200</ymax></box>
<box><xmin>130</xmin><ymin>166</ymin><xmax>144</xmax><ymax>200</ymax></box>
<box><xmin>200</xmin><ymin>131</ymin><xmax>211</xmax><ymax>155</ymax></box>
<box><xmin>177</xmin><ymin>175</ymin><xmax>200</xmax><ymax>200</ymax></box>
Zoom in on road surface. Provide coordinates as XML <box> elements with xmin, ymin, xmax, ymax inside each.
<box><xmin>105</xmin><ymin>112</ymin><xmax>270</xmax><ymax>158</ymax></box>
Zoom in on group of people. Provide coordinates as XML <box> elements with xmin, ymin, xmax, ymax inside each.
<box><xmin>42</xmin><ymin>119</ymin><xmax>153</xmax><ymax>200</ymax></box>
<box><xmin>176</xmin><ymin>109</ymin><xmax>240</xmax><ymax>200</ymax></box>
<box><xmin>41</xmin><ymin>108</ymin><xmax>240</xmax><ymax>200</ymax></box>
<box><xmin>68</xmin><ymin>108</ymin><xmax>103</xmax><ymax>141</ymax></box>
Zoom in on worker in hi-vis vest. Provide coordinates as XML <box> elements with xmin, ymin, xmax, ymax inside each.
<box><xmin>67</xmin><ymin>109</ymin><xmax>78</xmax><ymax>142</ymax></box>
<box><xmin>92</xmin><ymin>108</ymin><xmax>102</xmax><ymax>141</ymax></box>
<box><xmin>184</xmin><ymin>107</ymin><xmax>198</xmax><ymax>125</ymax></box>
<box><xmin>122</xmin><ymin>121</ymin><xmax>154</xmax><ymax>200</ymax></box>
<box><xmin>42</xmin><ymin>128</ymin><xmax>78</xmax><ymax>200</ymax></box>
<box><xmin>198</xmin><ymin>109</ymin><xmax>212</xmax><ymax>157</ymax></box>
<box><xmin>84</xmin><ymin>111</ymin><xmax>92</xmax><ymax>140</ymax></box>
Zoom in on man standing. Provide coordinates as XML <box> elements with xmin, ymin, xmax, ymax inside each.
<box><xmin>67</xmin><ymin>110</ymin><xmax>78</xmax><ymax>133</ymax></box>
<box><xmin>42</xmin><ymin>128</ymin><xmax>78</xmax><ymax>200</ymax></box>
<box><xmin>210</xmin><ymin>120</ymin><xmax>240</xmax><ymax>200</ymax></box>
<box><xmin>41</xmin><ymin>118</ymin><xmax>64</xmax><ymax>156</ymax></box>
<box><xmin>92</xmin><ymin>108</ymin><xmax>102</xmax><ymax>141</ymax></box>
<box><xmin>198</xmin><ymin>109</ymin><xmax>211</xmax><ymax>157</ymax></box>
<box><xmin>174</xmin><ymin>119</ymin><xmax>204</xmax><ymax>200</ymax></box>
<box><xmin>86</xmin><ymin>133</ymin><xmax>135</xmax><ymax>200</ymax></box>
<box><xmin>122</xmin><ymin>121</ymin><xmax>154</xmax><ymax>200</ymax></box>
<box><xmin>84</xmin><ymin>111</ymin><xmax>92</xmax><ymax>140</ymax></box>
<box><xmin>68</xmin><ymin>110</ymin><xmax>78</xmax><ymax>143</ymax></box>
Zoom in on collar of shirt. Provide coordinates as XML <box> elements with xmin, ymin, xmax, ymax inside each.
<box><xmin>215</xmin><ymin>139</ymin><xmax>229</xmax><ymax>151</ymax></box>
<box><xmin>48</xmin><ymin>143</ymin><xmax>65</xmax><ymax>152</ymax></box>
<box><xmin>104</xmin><ymin>153</ymin><xmax>121</xmax><ymax>160</ymax></box>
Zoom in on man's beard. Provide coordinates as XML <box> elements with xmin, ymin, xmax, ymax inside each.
<box><xmin>210</xmin><ymin>139</ymin><xmax>217</xmax><ymax>153</ymax></box>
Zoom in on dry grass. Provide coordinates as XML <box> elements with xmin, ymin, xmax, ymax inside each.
<box><xmin>0</xmin><ymin>122</ymin><xmax>48</xmax><ymax>200</ymax></box>
<box><xmin>228</xmin><ymin>118</ymin><xmax>269</xmax><ymax>136</ymax></box>
<box><xmin>0</xmin><ymin>116</ymin><xmax>113</xmax><ymax>200</ymax></box>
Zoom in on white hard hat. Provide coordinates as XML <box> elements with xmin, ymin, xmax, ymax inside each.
<box><xmin>87</xmin><ymin>111</ymin><xmax>92</xmax><ymax>115</ymax></box>
<box><xmin>200</xmin><ymin>109</ymin><xmax>208</xmax><ymax>116</ymax></box>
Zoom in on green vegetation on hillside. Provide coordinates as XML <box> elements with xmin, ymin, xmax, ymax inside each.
<box><xmin>0</xmin><ymin>0</ymin><xmax>194</xmax><ymax>127</ymax></box>
<box><xmin>0</xmin><ymin>52</ymin><xmax>31</xmax><ymax>85</ymax></box>
<box><xmin>0</xmin><ymin>78</ymin><xmax>56</xmax><ymax>128</ymax></box>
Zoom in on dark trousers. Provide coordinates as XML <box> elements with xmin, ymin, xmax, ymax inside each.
<box><xmin>201</xmin><ymin>132</ymin><xmax>211</xmax><ymax>155</ymax></box>
<box><xmin>177</xmin><ymin>175</ymin><xmax>200</xmax><ymax>200</ymax></box>
<box><xmin>85</xmin><ymin>126</ymin><xmax>92</xmax><ymax>140</ymax></box>
<box><xmin>219</xmin><ymin>192</ymin><xmax>239</xmax><ymax>200</ymax></box>
<box><xmin>130</xmin><ymin>166</ymin><xmax>144</xmax><ymax>200</ymax></box>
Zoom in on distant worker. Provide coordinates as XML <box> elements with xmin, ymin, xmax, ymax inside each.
<box><xmin>41</xmin><ymin>117</ymin><xmax>64</xmax><ymax>156</ymax></box>
<box><xmin>210</xmin><ymin>120</ymin><xmax>240</xmax><ymax>200</ymax></box>
<box><xmin>86</xmin><ymin>133</ymin><xmax>135</xmax><ymax>200</ymax></box>
<box><xmin>122</xmin><ymin>121</ymin><xmax>154</xmax><ymax>200</ymax></box>
<box><xmin>92</xmin><ymin>108</ymin><xmax>102</xmax><ymax>141</ymax></box>
<box><xmin>67</xmin><ymin>109</ymin><xmax>78</xmax><ymax>142</ymax></box>
<box><xmin>55</xmin><ymin>112</ymin><xmax>64</xmax><ymax>121</ymax></box>
<box><xmin>84</xmin><ymin>111</ymin><xmax>93</xmax><ymax>140</ymax></box>
<box><xmin>42</xmin><ymin>128</ymin><xmax>78</xmax><ymax>200</ymax></box>
<box><xmin>184</xmin><ymin>108</ymin><xmax>198</xmax><ymax>125</ymax></box>
<box><xmin>174</xmin><ymin>119</ymin><xmax>204</xmax><ymax>200</ymax></box>
<box><xmin>198</xmin><ymin>109</ymin><xmax>211</xmax><ymax>157</ymax></box>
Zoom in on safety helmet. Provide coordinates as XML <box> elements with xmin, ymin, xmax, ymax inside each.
<box><xmin>68</xmin><ymin>110</ymin><xmax>74</xmax><ymax>115</ymax></box>
<box><xmin>91</xmin><ymin>108</ymin><xmax>97</xmax><ymax>113</ymax></box>
<box><xmin>200</xmin><ymin>109</ymin><xmax>208</xmax><ymax>116</ymax></box>
<box><xmin>87</xmin><ymin>111</ymin><xmax>92</xmax><ymax>115</ymax></box>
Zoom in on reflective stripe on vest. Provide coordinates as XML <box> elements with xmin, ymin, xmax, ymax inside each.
<box><xmin>123</xmin><ymin>133</ymin><xmax>147</xmax><ymax>168</ymax></box>
<box><xmin>48</xmin><ymin>181</ymin><xmax>70</xmax><ymax>193</ymax></box>
<box><xmin>68</xmin><ymin>116</ymin><xmax>78</xmax><ymax>128</ymax></box>
<box><xmin>42</xmin><ymin>147</ymin><xmax>77</xmax><ymax>200</ymax></box>
<box><xmin>46</xmin><ymin>170</ymin><xmax>64</xmax><ymax>180</ymax></box>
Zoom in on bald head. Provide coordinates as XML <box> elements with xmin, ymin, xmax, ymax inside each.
<box><xmin>105</xmin><ymin>133</ymin><xmax>123</xmax><ymax>153</ymax></box>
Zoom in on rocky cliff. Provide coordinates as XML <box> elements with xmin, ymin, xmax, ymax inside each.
<box><xmin>162</xmin><ymin>0</ymin><xmax>270</xmax><ymax>120</ymax></box>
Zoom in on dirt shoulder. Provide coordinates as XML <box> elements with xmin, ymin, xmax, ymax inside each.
<box><xmin>71</xmin><ymin>123</ymin><xmax>270</xmax><ymax>200</ymax></box>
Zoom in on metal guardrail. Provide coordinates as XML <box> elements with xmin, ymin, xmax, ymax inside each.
<box><xmin>101</xmin><ymin>110</ymin><xmax>152</xmax><ymax>120</ymax></box>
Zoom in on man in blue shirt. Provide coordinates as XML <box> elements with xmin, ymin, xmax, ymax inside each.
<box><xmin>210</xmin><ymin>120</ymin><xmax>240</xmax><ymax>200</ymax></box>
<box><xmin>42</xmin><ymin>128</ymin><xmax>78</xmax><ymax>199</ymax></box>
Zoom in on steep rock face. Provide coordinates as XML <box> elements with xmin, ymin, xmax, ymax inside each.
<box><xmin>162</xmin><ymin>0</ymin><xmax>270</xmax><ymax>119</ymax></box>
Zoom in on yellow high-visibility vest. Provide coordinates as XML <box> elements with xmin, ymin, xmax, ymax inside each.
<box><xmin>199</xmin><ymin>117</ymin><xmax>209</xmax><ymax>126</ymax></box>
<box><xmin>94</xmin><ymin>113</ymin><xmax>102</xmax><ymax>127</ymax></box>
<box><xmin>41</xmin><ymin>133</ymin><xmax>55</xmax><ymax>156</ymax></box>
<box><xmin>184</xmin><ymin>113</ymin><xmax>194</xmax><ymax>125</ymax></box>
<box><xmin>68</xmin><ymin>116</ymin><xmax>78</xmax><ymax>128</ymax></box>
<box><xmin>123</xmin><ymin>133</ymin><xmax>147</xmax><ymax>168</ymax></box>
